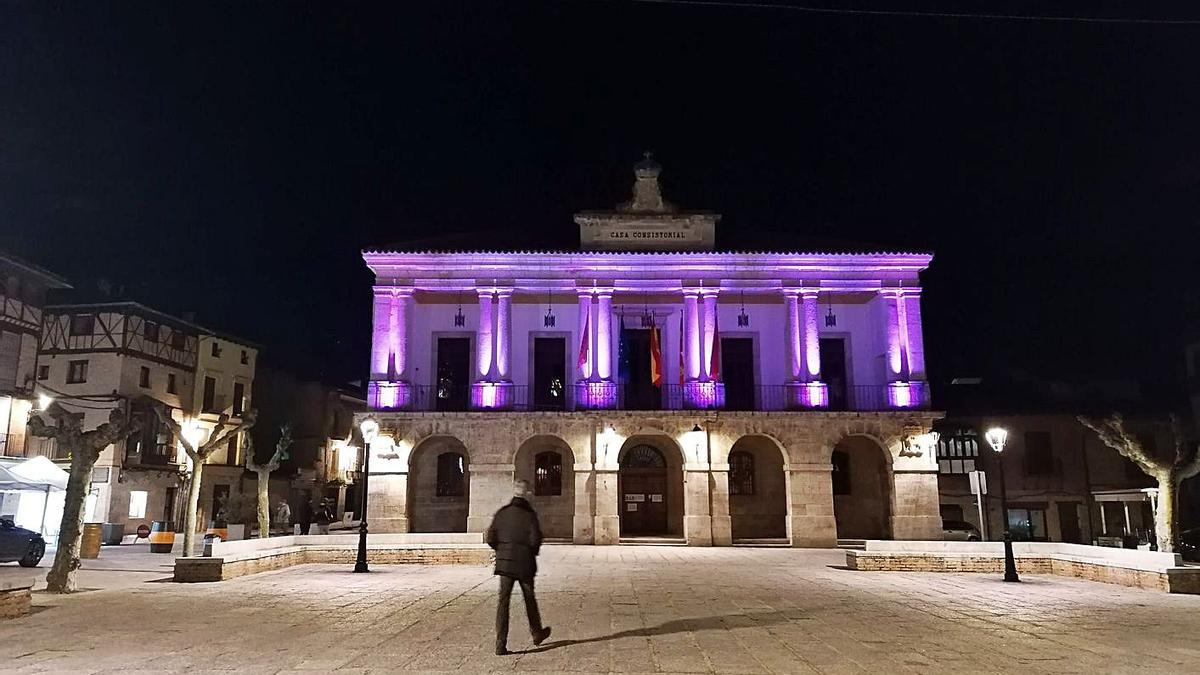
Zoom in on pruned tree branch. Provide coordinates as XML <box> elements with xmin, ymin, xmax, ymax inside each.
<box><xmin>1079</xmin><ymin>414</ymin><xmax>1165</xmax><ymax>477</ymax></box>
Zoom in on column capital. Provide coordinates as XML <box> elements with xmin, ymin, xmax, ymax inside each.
<box><xmin>699</xmin><ymin>287</ymin><xmax>720</xmax><ymax>298</ymax></box>
<box><xmin>799</xmin><ymin>287</ymin><xmax>821</xmax><ymax>300</ymax></box>
<box><xmin>494</xmin><ymin>287</ymin><xmax>514</xmax><ymax>298</ymax></box>
<box><xmin>879</xmin><ymin>286</ymin><xmax>906</xmax><ymax>299</ymax></box>
<box><xmin>682</xmin><ymin>286</ymin><xmax>702</xmax><ymax>298</ymax></box>
<box><xmin>593</xmin><ymin>288</ymin><xmax>614</xmax><ymax>299</ymax></box>
<box><xmin>476</xmin><ymin>287</ymin><xmax>496</xmax><ymax>299</ymax></box>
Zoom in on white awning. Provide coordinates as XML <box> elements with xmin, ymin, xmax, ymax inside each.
<box><xmin>1092</xmin><ymin>488</ymin><xmax>1158</xmax><ymax>503</ymax></box>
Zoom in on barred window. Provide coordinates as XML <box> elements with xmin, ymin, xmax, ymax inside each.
<box><xmin>729</xmin><ymin>451</ymin><xmax>755</xmax><ymax>495</ymax></box>
<box><xmin>534</xmin><ymin>451</ymin><xmax>562</xmax><ymax>496</ymax></box>
<box><xmin>437</xmin><ymin>452</ymin><xmax>466</xmax><ymax>497</ymax></box>
<box><xmin>937</xmin><ymin>430</ymin><xmax>979</xmax><ymax>475</ymax></box>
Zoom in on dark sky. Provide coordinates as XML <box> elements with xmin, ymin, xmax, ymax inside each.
<box><xmin>2</xmin><ymin>2</ymin><xmax>1199</xmax><ymax>395</ymax></box>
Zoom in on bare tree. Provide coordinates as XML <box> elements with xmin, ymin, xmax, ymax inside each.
<box><xmin>1079</xmin><ymin>414</ymin><xmax>1200</xmax><ymax>552</ymax></box>
<box><xmin>153</xmin><ymin>405</ymin><xmax>257</xmax><ymax>555</ymax></box>
<box><xmin>27</xmin><ymin>404</ymin><xmax>137</xmax><ymax>593</ymax></box>
<box><xmin>244</xmin><ymin>424</ymin><xmax>292</xmax><ymax>538</ymax></box>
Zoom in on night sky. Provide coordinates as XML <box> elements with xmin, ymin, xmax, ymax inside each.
<box><xmin>2</xmin><ymin>2</ymin><xmax>1198</xmax><ymax>398</ymax></box>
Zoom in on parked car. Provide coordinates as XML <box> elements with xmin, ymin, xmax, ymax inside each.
<box><xmin>1179</xmin><ymin>528</ymin><xmax>1200</xmax><ymax>562</ymax></box>
<box><xmin>942</xmin><ymin>520</ymin><xmax>981</xmax><ymax>541</ymax></box>
<box><xmin>0</xmin><ymin>517</ymin><xmax>45</xmax><ymax>567</ymax></box>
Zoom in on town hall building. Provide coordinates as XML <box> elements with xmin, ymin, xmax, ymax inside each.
<box><xmin>358</xmin><ymin>156</ymin><xmax>941</xmax><ymax>546</ymax></box>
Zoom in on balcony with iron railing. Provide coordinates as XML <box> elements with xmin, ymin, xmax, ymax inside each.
<box><xmin>380</xmin><ymin>382</ymin><xmax>929</xmax><ymax>413</ymax></box>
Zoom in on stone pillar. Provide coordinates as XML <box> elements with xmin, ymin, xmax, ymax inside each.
<box><xmin>573</xmin><ymin>466</ymin><xmax>595</xmax><ymax>544</ymax></box>
<box><xmin>709</xmin><ymin>468</ymin><xmax>732</xmax><ymax>546</ymax></box>
<box><xmin>890</xmin><ymin>471</ymin><xmax>942</xmax><ymax>540</ymax></box>
<box><xmin>476</xmin><ymin>288</ymin><xmax>495</xmax><ymax>380</ymax></box>
<box><xmin>784</xmin><ymin>290</ymin><xmax>802</xmax><ymax>382</ymax></box>
<box><xmin>800</xmin><ymin>289</ymin><xmax>822</xmax><ymax>381</ymax></box>
<box><xmin>593</xmin><ymin>470</ymin><xmax>620</xmax><ymax>545</ymax></box>
<box><xmin>366</xmin><ymin>473</ymin><xmax>409</xmax><ymax>533</ymax></box>
<box><xmin>901</xmin><ymin>290</ymin><xmax>925</xmax><ymax>380</ymax></box>
<box><xmin>370</xmin><ymin>287</ymin><xmax>392</xmax><ymax>381</ymax></box>
<box><xmin>392</xmin><ymin>289</ymin><xmax>413</xmax><ymax>381</ymax></box>
<box><xmin>596</xmin><ymin>289</ymin><xmax>613</xmax><ymax>381</ymax></box>
<box><xmin>576</xmin><ymin>290</ymin><xmax>592</xmax><ymax>380</ymax></box>
<box><xmin>466</xmin><ymin>463</ymin><xmax>514</xmax><ymax>533</ymax></box>
<box><xmin>684</xmin><ymin>470</ymin><xmax>713</xmax><ymax>546</ymax></box>
<box><xmin>700</xmin><ymin>289</ymin><xmax>719</xmax><ymax>380</ymax></box>
<box><xmin>882</xmin><ymin>289</ymin><xmax>906</xmax><ymax>382</ymax></box>
<box><xmin>785</xmin><ymin>463</ymin><xmax>837</xmax><ymax>547</ymax></box>
<box><xmin>494</xmin><ymin>288</ymin><xmax>512</xmax><ymax>381</ymax></box>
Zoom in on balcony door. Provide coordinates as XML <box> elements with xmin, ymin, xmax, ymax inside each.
<box><xmin>820</xmin><ymin>337</ymin><xmax>848</xmax><ymax>410</ymax></box>
<box><xmin>621</xmin><ymin>328</ymin><xmax>660</xmax><ymax>410</ymax></box>
<box><xmin>721</xmin><ymin>337</ymin><xmax>755</xmax><ymax>410</ymax></box>
<box><xmin>435</xmin><ymin>337</ymin><xmax>471</xmax><ymax>411</ymax></box>
<box><xmin>532</xmin><ymin>337</ymin><xmax>566</xmax><ymax>410</ymax></box>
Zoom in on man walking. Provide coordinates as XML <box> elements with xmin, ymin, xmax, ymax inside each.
<box><xmin>486</xmin><ymin>479</ymin><xmax>552</xmax><ymax>655</ymax></box>
<box><xmin>274</xmin><ymin>499</ymin><xmax>291</xmax><ymax>535</ymax></box>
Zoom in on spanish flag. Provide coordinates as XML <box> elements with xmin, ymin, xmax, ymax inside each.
<box><xmin>649</xmin><ymin>325</ymin><xmax>663</xmax><ymax>387</ymax></box>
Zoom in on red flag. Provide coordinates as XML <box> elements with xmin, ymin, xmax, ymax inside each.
<box><xmin>649</xmin><ymin>326</ymin><xmax>663</xmax><ymax>387</ymax></box>
<box><xmin>577</xmin><ymin>309</ymin><xmax>590</xmax><ymax>371</ymax></box>
<box><xmin>679</xmin><ymin>314</ymin><xmax>685</xmax><ymax>385</ymax></box>
<box><xmin>709</xmin><ymin>310</ymin><xmax>721</xmax><ymax>381</ymax></box>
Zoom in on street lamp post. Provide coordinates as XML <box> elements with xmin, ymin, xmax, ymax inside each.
<box><xmin>354</xmin><ymin>418</ymin><xmax>379</xmax><ymax>573</ymax></box>
<box><xmin>985</xmin><ymin>427</ymin><xmax>1020</xmax><ymax>583</ymax></box>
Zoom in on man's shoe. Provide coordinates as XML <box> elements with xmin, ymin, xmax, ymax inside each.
<box><xmin>533</xmin><ymin>627</ymin><xmax>552</xmax><ymax>646</ymax></box>
<box><xmin>495</xmin><ymin>646</ymin><xmax>510</xmax><ymax>656</ymax></box>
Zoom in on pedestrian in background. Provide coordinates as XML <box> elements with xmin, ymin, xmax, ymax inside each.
<box><xmin>274</xmin><ymin>499</ymin><xmax>291</xmax><ymax>535</ymax></box>
<box><xmin>486</xmin><ymin>479</ymin><xmax>552</xmax><ymax>655</ymax></box>
<box><xmin>315</xmin><ymin>498</ymin><xmax>334</xmax><ymax>535</ymax></box>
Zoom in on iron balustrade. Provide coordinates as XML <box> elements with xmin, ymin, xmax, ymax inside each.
<box><xmin>384</xmin><ymin>383</ymin><xmax>926</xmax><ymax>412</ymax></box>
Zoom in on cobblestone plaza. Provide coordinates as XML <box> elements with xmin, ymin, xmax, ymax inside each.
<box><xmin>4</xmin><ymin>546</ymin><xmax>1200</xmax><ymax>673</ymax></box>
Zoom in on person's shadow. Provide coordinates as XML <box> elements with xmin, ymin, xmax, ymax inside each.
<box><xmin>518</xmin><ymin>610</ymin><xmax>799</xmax><ymax>653</ymax></box>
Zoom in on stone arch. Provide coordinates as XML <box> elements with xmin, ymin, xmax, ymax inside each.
<box><xmin>617</xmin><ymin>435</ymin><xmax>685</xmax><ymax>537</ymax></box>
<box><xmin>513</xmin><ymin>434</ymin><xmax>575</xmax><ymax>538</ymax></box>
<box><xmin>728</xmin><ymin>435</ymin><xmax>787</xmax><ymax>540</ymax></box>
<box><xmin>830</xmin><ymin>434</ymin><xmax>892</xmax><ymax>540</ymax></box>
<box><xmin>408</xmin><ymin>435</ymin><xmax>470</xmax><ymax>532</ymax></box>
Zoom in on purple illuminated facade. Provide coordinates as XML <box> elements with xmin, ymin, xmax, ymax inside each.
<box><xmin>355</xmin><ymin>158</ymin><xmax>942</xmax><ymax>547</ymax></box>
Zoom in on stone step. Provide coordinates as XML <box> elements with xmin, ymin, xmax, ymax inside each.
<box><xmin>619</xmin><ymin>536</ymin><xmax>687</xmax><ymax>546</ymax></box>
<box><xmin>838</xmin><ymin>539</ymin><xmax>867</xmax><ymax>550</ymax></box>
<box><xmin>733</xmin><ymin>538</ymin><xmax>790</xmax><ymax>547</ymax></box>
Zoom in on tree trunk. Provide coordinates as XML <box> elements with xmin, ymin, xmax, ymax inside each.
<box><xmin>1156</xmin><ymin>473</ymin><xmax>1177</xmax><ymax>552</ymax></box>
<box><xmin>183</xmin><ymin>459</ymin><xmax>204</xmax><ymax>556</ymax></box>
<box><xmin>256</xmin><ymin>469</ymin><xmax>271</xmax><ymax>538</ymax></box>
<box><xmin>46</xmin><ymin>449</ymin><xmax>100</xmax><ymax>593</ymax></box>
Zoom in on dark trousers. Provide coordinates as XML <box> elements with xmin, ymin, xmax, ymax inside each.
<box><xmin>496</xmin><ymin>575</ymin><xmax>543</xmax><ymax>648</ymax></box>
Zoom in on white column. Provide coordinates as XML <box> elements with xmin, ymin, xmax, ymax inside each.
<box><xmin>476</xmin><ymin>288</ymin><xmax>495</xmax><ymax>380</ymax></box>
<box><xmin>784</xmin><ymin>290</ymin><xmax>802</xmax><ymax>382</ymax></box>
<box><xmin>495</xmin><ymin>288</ymin><xmax>513</xmax><ymax>381</ymax></box>
<box><xmin>370</xmin><ymin>287</ymin><xmax>392</xmax><ymax>381</ymax></box>
<box><xmin>882</xmin><ymin>289</ymin><xmax>906</xmax><ymax>380</ymax></box>
<box><xmin>683</xmin><ymin>289</ymin><xmax>701</xmax><ymax>381</ymax></box>
<box><xmin>700</xmin><ymin>290</ymin><xmax>719</xmax><ymax>380</ymax></box>
<box><xmin>902</xmin><ymin>289</ymin><xmax>926</xmax><ymax>381</ymax></box>
<box><xmin>596</xmin><ymin>290</ymin><xmax>613</xmax><ymax>381</ymax></box>
<box><xmin>393</xmin><ymin>289</ymin><xmax>413</xmax><ymax>381</ymax></box>
<box><xmin>800</xmin><ymin>289</ymin><xmax>822</xmax><ymax>381</ymax></box>
<box><xmin>577</xmin><ymin>291</ymin><xmax>592</xmax><ymax>380</ymax></box>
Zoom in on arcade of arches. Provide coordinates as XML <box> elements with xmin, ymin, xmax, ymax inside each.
<box><xmin>361</xmin><ymin>413</ymin><xmax>941</xmax><ymax>546</ymax></box>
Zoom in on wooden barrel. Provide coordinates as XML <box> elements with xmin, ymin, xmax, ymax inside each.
<box><xmin>149</xmin><ymin>521</ymin><xmax>175</xmax><ymax>553</ymax></box>
<box><xmin>80</xmin><ymin>523</ymin><xmax>103</xmax><ymax>559</ymax></box>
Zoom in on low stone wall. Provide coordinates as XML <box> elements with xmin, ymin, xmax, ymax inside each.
<box><xmin>846</xmin><ymin>541</ymin><xmax>1200</xmax><ymax>594</ymax></box>
<box><xmin>175</xmin><ymin>533</ymin><xmax>492</xmax><ymax>582</ymax></box>
<box><xmin>0</xmin><ymin>578</ymin><xmax>35</xmax><ymax>619</ymax></box>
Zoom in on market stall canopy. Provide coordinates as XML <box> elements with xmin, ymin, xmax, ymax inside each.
<box><xmin>7</xmin><ymin>456</ymin><xmax>68</xmax><ymax>491</ymax></box>
<box><xmin>0</xmin><ymin>464</ymin><xmax>46</xmax><ymax>491</ymax></box>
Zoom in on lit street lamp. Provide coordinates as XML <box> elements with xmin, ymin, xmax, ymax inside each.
<box><xmin>354</xmin><ymin>418</ymin><xmax>380</xmax><ymax>573</ymax></box>
<box><xmin>984</xmin><ymin>426</ymin><xmax>1020</xmax><ymax>583</ymax></box>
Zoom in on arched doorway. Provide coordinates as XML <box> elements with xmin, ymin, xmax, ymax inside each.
<box><xmin>728</xmin><ymin>436</ymin><xmax>787</xmax><ymax>540</ymax></box>
<box><xmin>831</xmin><ymin>436</ymin><xmax>891</xmax><ymax>540</ymax></box>
<box><xmin>408</xmin><ymin>436</ymin><xmax>470</xmax><ymax>532</ymax></box>
<box><xmin>618</xmin><ymin>440</ymin><xmax>683</xmax><ymax>537</ymax></box>
<box><xmin>513</xmin><ymin>435</ymin><xmax>575</xmax><ymax>539</ymax></box>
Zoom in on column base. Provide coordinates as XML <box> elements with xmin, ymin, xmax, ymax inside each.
<box><xmin>575</xmin><ymin>381</ymin><xmax>618</xmax><ymax>410</ymax></box>
<box><xmin>683</xmin><ymin>381</ymin><xmax>724</xmax><ymax>409</ymax></box>
<box><xmin>684</xmin><ymin>515</ymin><xmax>714</xmax><ymax>546</ymax></box>
<box><xmin>887</xmin><ymin>380</ymin><xmax>930</xmax><ymax>409</ymax></box>
<box><xmin>785</xmin><ymin>381</ymin><xmax>828</xmax><ymax>409</ymax></box>
<box><xmin>593</xmin><ymin>515</ymin><xmax>620</xmax><ymax>545</ymax></box>
<box><xmin>787</xmin><ymin>515</ymin><xmax>838</xmax><ymax>547</ymax></box>
<box><xmin>471</xmin><ymin>381</ymin><xmax>515</xmax><ymax>410</ymax></box>
<box><xmin>710</xmin><ymin>514</ymin><xmax>732</xmax><ymax>546</ymax></box>
<box><xmin>368</xmin><ymin>380</ymin><xmax>412</xmax><ymax>410</ymax></box>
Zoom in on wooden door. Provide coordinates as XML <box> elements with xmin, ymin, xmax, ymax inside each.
<box><xmin>619</xmin><ymin>445</ymin><xmax>668</xmax><ymax>535</ymax></box>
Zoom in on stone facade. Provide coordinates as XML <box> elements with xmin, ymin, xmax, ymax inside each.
<box><xmin>358</xmin><ymin>409</ymin><xmax>942</xmax><ymax>547</ymax></box>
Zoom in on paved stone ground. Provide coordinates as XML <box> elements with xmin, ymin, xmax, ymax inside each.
<box><xmin>3</xmin><ymin>546</ymin><xmax>1200</xmax><ymax>674</ymax></box>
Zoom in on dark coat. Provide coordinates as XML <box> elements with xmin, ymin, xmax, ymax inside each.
<box><xmin>485</xmin><ymin>498</ymin><xmax>543</xmax><ymax>581</ymax></box>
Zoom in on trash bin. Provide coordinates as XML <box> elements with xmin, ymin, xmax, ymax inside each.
<box><xmin>149</xmin><ymin>521</ymin><xmax>175</xmax><ymax>553</ymax></box>
<box><xmin>81</xmin><ymin>523</ymin><xmax>103</xmax><ymax>559</ymax></box>
<box><xmin>101</xmin><ymin>523</ymin><xmax>125</xmax><ymax>545</ymax></box>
